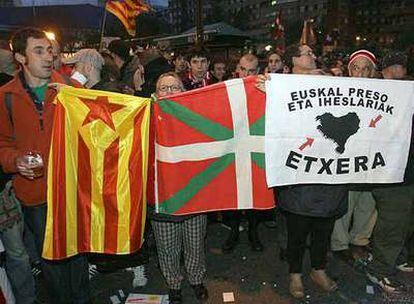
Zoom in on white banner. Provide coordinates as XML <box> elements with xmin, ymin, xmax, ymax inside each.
<box><xmin>265</xmin><ymin>74</ymin><xmax>414</xmax><ymax>186</ymax></box>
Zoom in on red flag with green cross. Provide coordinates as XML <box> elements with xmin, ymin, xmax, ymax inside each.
<box><xmin>154</xmin><ymin>77</ymin><xmax>275</xmax><ymax>215</ymax></box>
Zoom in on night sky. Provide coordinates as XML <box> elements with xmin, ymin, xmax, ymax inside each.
<box><xmin>19</xmin><ymin>0</ymin><xmax>168</xmax><ymax>7</ymax></box>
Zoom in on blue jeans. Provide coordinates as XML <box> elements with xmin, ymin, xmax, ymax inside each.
<box><xmin>22</xmin><ymin>204</ymin><xmax>90</xmax><ymax>304</ymax></box>
<box><xmin>0</xmin><ymin>218</ymin><xmax>36</xmax><ymax>304</ymax></box>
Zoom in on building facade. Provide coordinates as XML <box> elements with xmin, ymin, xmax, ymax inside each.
<box><xmin>164</xmin><ymin>0</ymin><xmax>214</xmax><ymax>33</ymax></box>
<box><xmin>349</xmin><ymin>0</ymin><xmax>414</xmax><ymax>46</ymax></box>
<box><xmin>165</xmin><ymin>0</ymin><xmax>329</xmax><ymax>42</ymax></box>
<box><xmin>163</xmin><ymin>0</ymin><xmax>413</xmax><ymax>47</ymax></box>
<box><xmin>0</xmin><ymin>0</ymin><xmax>16</xmax><ymax>6</ymax></box>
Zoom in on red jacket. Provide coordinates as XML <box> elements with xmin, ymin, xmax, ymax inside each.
<box><xmin>0</xmin><ymin>71</ymin><xmax>75</xmax><ymax>206</ymax></box>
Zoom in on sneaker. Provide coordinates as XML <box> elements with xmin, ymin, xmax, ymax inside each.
<box><xmin>88</xmin><ymin>263</ymin><xmax>98</xmax><ymax>280</ymax></box>
<box><xmin>396</xmin><ymin>262</ymin><xmax>414</xmax><ymax>273</ymax></box>
<box><xmin>128</xmin><ymin>265</ymin><xmax>148</xmax><ymax>287</ymax></box>
<box><xmin>366</xmin><ymin>272</ymin><xmax>406</xmax><ymax>293</ymax></box>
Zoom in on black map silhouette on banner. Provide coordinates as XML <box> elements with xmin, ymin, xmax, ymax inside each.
<box><xmin>316</xmin><ymin>112</ymin><xmax>360</xmax><ymax>154</ymax></box>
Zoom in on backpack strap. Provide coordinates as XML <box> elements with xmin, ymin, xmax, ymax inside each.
<box><xmin>4</xmin><ymin>93</ymin><xmax>13</xmax><ymax>127</ymax></box>
<box><xmin>4</xmin><ymin>93</ymin><xmax>14</xmax><ymax>140</ymax></box>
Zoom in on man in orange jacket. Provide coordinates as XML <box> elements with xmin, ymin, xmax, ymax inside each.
<box><xmin>0</xmin><ymin>27</ymin><xmax>90</xmax><ymax>304</ymax></box>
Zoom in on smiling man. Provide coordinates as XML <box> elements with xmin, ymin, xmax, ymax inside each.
<box><xmin>0</xmin><ymin>27</ymin><xmax>90</xmax><ymax>304</ymax></box>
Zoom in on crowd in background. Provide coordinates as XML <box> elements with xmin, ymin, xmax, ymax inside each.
<box><xmin>0</xmin><ymin>27</ymin><xmax>413</xmax><ymax>304</ymax></box>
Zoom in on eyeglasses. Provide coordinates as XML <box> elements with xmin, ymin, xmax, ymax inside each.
<box><xmin>299</xmin><ymin>50</ymin><xmax>315</xmax><ymax>57</ymax></box>
<box><xmin>158</xmin><ymin>85</ymin><xmax>182</xmax><ymax>93</ymax></box>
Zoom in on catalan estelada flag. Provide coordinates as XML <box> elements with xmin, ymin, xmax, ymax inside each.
<box><xmin>106</xmin><ymin>0</ymin><xmax>151</xmax><ymax>36</ymax></box>
<box><xmin>43</xmin><ymin>87</ymin><xmax>151</xmax><ymax>260</ymax></box>
<box><xmin>154</xmin><ymin>77</ymin><xmax>275</xmax><ymax>215</ymax></box>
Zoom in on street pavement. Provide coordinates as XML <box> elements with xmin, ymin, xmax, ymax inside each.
<box><xmin>37</xmin><ymin>218</ymin><xmax>414</xmax><ymax>303</ymax></box>
<box><xmin>87</xmin><ymin>219</ymin><xmax>414</xmax><ymax>304</ymax></box>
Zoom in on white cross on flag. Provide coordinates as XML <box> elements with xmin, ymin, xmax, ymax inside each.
<box><xmin>154</xmin><ymin>77</ymin><xmax>274</xmax><ymax>215</ymax></box>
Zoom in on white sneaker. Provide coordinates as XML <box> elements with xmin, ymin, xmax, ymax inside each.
<box><xmin>127</xmin><ymin>265</ymin><xmax>148</xmax><ymax>287</ymax></box>
<box><xmin>396</xmin><ymin>262</ymin><xmax>414</xmax><ymax>272</ymax></box>
<box><xmin>88</xmin><ymin>263</ymin><xmax>98</xmax><ymax>280</ymax></box>
<box><xmin>366</xmin><ymin>272</ymin><xmax>406</xmax><ymax>293</ymax></box>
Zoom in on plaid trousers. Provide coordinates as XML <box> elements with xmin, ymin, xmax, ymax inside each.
<box><xmin>151</xmin><ymin>215</ymin><xmax>207</xmax><ymax>289</ymax></box>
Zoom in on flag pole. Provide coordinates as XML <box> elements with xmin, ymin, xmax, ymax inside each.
<box><xmin>195</xmin><ymin>0</ymin><xmax>204</xmax><ymax>49</ymax></box>
<box><xmin>99</xmin><ymin>1</ymin><xmax>108</xmax><ymax>51</ymax></box>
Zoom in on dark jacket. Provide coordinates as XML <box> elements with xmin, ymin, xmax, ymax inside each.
<box><xmin>277</xmin><ymin>184</ymin><xmax>348</xmax><ymax>218</ymax></box>
<box><xmin>182</xmin><ymin>71</ymin><xmax>214</xmax><ymax>91</ymax></box>
<box><xmin>91</xmin><ymin>80</ymin><xmax>122</xmax><ymax>93</ymax></box>
<box><xmin>120</xmin><ymin>55</ymin><xmax>142</xmax><ymax>90</ymax></box>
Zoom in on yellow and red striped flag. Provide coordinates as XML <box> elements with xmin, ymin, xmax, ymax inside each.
<box><xmin>106</xmin><ymin>0</ymin><xmax>151</xmax><ymax>36</ymax></box>
<box><xmin>43</xmin><ymin>87</ymin><xmax>151</xmax><ymax>260</ymax></box>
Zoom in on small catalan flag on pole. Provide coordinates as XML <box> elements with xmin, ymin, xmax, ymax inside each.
<box><xmin>106</xmin><ymin>0</ymin><xmax>151</xmax><ymax>36</ymax></box>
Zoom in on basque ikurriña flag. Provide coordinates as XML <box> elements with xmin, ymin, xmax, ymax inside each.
<box><xmin>43</xmin><ymin>87</ymin><xmax>151</xmax><ymax>260</ymax></box>
<box><xmin>154</xmin><ymin>77</ymin><xmax>275</xmax><ymax>215</ymax></box>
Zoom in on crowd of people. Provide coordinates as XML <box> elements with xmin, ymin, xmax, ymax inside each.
<box><xmin>0</xmin><ymin>26</ymin><xmax>412</xmax><ymax>304</ymax></box>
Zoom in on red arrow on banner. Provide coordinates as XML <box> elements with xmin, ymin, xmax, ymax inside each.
<box><xmin>369</xmin><ymin>114</ymin><xmax>382</xmax><ymax>128</ymax></box>
<box><xmin>299</xmin><ymin>137</ymin><xmax>314</xmax><ymax>151</ymax></box>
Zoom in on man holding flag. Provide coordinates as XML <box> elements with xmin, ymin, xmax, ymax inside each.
<box><xmin>0</xmin><ymin>28</ymin><xmax>90</xmax><ymax>303</ymax></box>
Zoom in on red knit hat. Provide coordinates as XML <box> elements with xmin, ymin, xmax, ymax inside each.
<box><xmin>348</xmin><ymin>49</ymin><xmax>377</xmax><ymax>69</ymax></box>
